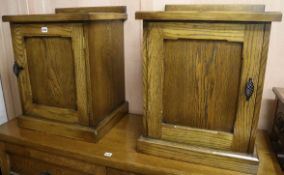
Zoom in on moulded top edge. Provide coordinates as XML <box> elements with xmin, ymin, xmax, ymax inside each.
<box><xmin>135</xmin><ymin>11</ymin><xmax>282</xmax><ymax>22</ymax></box>
<box><xmin>2</xmin><ymin>12</ymin><xmax>127</xmax><ymax>23</ymax></box>
<box><xmin>165</xmin><ymin>4</ymin><xmax>266</xmax><ymax>12</ymax></box>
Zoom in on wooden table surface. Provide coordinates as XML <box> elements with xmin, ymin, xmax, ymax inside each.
<box><xmin>0</xmin><ymin>114</ymin><xmax>281</xmax><ymax>175</ymax></box>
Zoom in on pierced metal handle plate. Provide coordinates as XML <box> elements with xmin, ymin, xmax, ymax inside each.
<box><xmin>245</xmin><ymin>78</ymin><xmax>254</xmax><ymax>101</ymax></box>
<box><xmin>13</xmin><ymin>62</ymin><xmax>23</xmax><ymax>77</ymax></box>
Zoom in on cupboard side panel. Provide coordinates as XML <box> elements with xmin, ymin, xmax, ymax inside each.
<box><xmin>232</xmin><ymin>24</ymin><xmax>265</xmax><ymax>152</ymax></box>
<box><xmin>88</xmin><ymin>21</ymin><xmax>126</xmax><ymax>126</ymax></box>
<box><xmin>248</xmin><ymin>23</ymin><xmax>272</xmax><ymax>153</ymax></box>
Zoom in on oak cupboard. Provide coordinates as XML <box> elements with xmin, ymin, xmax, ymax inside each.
<box><xmin>2</xmin><ymin>6</ymin><xmax>128</xmax><ymax>142</ymax></box>
<box><xmin>136</xmin><ymin>4</ymin><xmax>282</xmax><ymax>174</ymax></box>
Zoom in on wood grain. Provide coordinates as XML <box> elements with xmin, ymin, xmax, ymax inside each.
<box><xmin>165</xmin><ymin>4</ymin><xmax>266</xmax><ymax>12</ymax></box>
<box><xmin>255</xmin><ymin>130</ymin><xmax>283</xmax><ymax>175</ymax></box>
<box><xmin>137</xmin><ymin>136</ymin><xmax>259</xmax><ymax>174</ymax></box>
<box><xmin>158</xmin><ymin>22</ymin><xmax>246</xmax><ymax>42</ymax></box>
<box><xmin>6</xmin><ymin>7</ymin><xmax>128</xmax><ymax>142</ymax></box>
<box><xmin>163</xmin><ymin>39</ymin><xmax>242</xmax><ymax>132</ymax></box>
<box><xmin>232</xmin><ymin>24</ymin><xmax>265</xmax><ymax>153</ymax></box>
<box><xmin>248</xmin><ymin>23</ymin><xmax>272</xmax><ymax>152</ymax></box>
<box><xmin>10</xmin><ymin>154</ymin><xmax>88</xmax><ymax>175</ymax></box>
<box><xmin>135</xmin><ymin>11</ymin><xmax>282</xmax><ymax>22</ymax></box>
<box><xmin>0</xmin><ymin>115</ymin><xmax>280</xmax><ymax>175</ymax></box>
<box><xmin>25</xmin><ymin>37</ymin><xmax>76</xmax><ymax>110</ymax></box>
<box><xmin>107</xmin><ymin>168</ymin><xmax>140</xmax><ymax>175</ymax></box>
<box><xmin>143</xmin><ymin>21</ymin><xmax>265</xmax><ymax>153</ymax></box>
<box><xmin>0</xmin><ymin>142</ymin><xmax>10</xmax><ymax>175</ymax></box>
<box><xmin>161</xmin><ymin>123</ymin><xmax>233</xmax><ymax>150</ymax></box>
<box><xmin>17</xmin><ymin>116</ymin><xmax>97</xmax><ymax>142</ymax></box>
<box><xmin>143</xmin><ymin>23</ymin><xmax>163</xmax><ymax>138</ymax></box>
<box><xmin>6</xmin><ymin>143</ymin><xmax>103</xmax><ymax>175</ymax></box>
<box><xmin>55</xmin><ymin>6</ymin><xmax>127</xmax><ymax>13</ymax></box>
<box><xmin>11</xmin><ymin>23</ymin><xmax>88</xmax><ymax>125</ymax></box>
<box><xmin>2</xmin><ymin>13</ymin><xmax>127</xmax><ymax>23</ymax></box>
<box><xmin>87</xmin><ymin>21</ymin><xmax>126</xmax><ymax>126</ymax></box>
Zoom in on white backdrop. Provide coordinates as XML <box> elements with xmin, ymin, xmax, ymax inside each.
<box><xmin>0</xmin><ymin>80</ymin><xmax>7</xmax><ymax>124</ymax></box>
<box><xmin>0</xmin><ymin>0</ymin><xmax>284</xmax><ymax>131</ymax></box>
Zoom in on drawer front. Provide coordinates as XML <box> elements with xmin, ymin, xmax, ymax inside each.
<box><xmin>6</xmin><ymin>144</ymin><xmax>102</xmax><ymax>175</ymax></box>
<box><xmin>10</xmin><ymin>154</ymin><xmax>87</xmax><ymax>175</ymax></box>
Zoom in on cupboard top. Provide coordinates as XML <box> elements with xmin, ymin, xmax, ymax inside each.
<box><xmin>2</xmin><ymin>12</ymin><xmax>127</xmax><ymax>23</ymax></box>
<box><xmin>135</xmin><ymin>11</ymin><xmax>282</xmax><ymax>22</ymax></box>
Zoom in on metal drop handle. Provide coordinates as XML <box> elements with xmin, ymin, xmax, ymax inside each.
<box><xmin>39</xmin><ymin>171</ymin><xmax>51</xmax><ymax>175</ymax></box>
<box><xmin>245</xmin><ymin>78</ymin><xmax>254</xmax><ymax>101</ymax></box>
<box><xmin>13</xmin><ymin>62</ymin><xmax>23</xmax><ymax>77</ymax></box>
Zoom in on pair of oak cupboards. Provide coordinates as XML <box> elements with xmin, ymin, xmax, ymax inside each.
<box><xmin>0</xmin><ymin>4</ymin><xmax>282</xmax><ymax>175</ymax></box>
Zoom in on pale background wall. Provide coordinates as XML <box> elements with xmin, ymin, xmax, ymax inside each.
<box><xmin>0</xmin><ymin>0</ymin><xmax>283</xmax><ymax>130</ymax></box>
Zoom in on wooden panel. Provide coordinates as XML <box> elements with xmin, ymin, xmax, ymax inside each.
<box><xmin>0</xmin><ymin>142</ymin><xmax>9</xmax><ymax>175</ymax></box>
<box><xmin>143</xmin><ymin>23</ymin><xmax>164</xmax><ymax>138</ymax></box>
<box><xmin>11</xmin><ymin>23</ymin><xmax>89</xmax><ymax>125</ymax></box>
<box><xmin>2</xmin><ymin>13</ymin><xmax>127</xmax><ymax>23</ymax></box>
<box><xmin>165</xmin><ymin>4</ymin><xmax>266</xmax><ymax>12</ymax></box>
<box><xmin>18</xmin><ymin>116</ymin><xmax>97</xmax><ymax>142</ymax></box>
<box><xmin>135</xmin><ymin>11</ymin><xmax>282</xmax><ymax>22</ymax></box>
<box><xmin>107</xmin><ymin>168</ymin><xmax>139</xmax><ymax>175</ymax></box>
<box><xmin>10</xmin><ymin>154</ymin><xmax>87</xmax><ymax>175</ymax></box>
<box><xmin>159</xmin><ymin>22</ymin><xmax>245</xmax><ymax>42</ymax></box>
<box><xmin>248</xmin><ymin>23</ymin><xmax>272</xmax><ymax>152</ymax></box>
<box><xmin>0</xmin><ymin>115</ymin><xmax>278</xmax><ymax>175</ymax></box>
<box><xmin>163</xmin><ymin>39</ymin><xmax>242</xmax><ymax>132</ymax></box>
<box><xmin>232</xmin><ymin>24</ymin><xmax>265</xmax><ymax>152</ymax></box>
<box><xmin>137</xmin><ymin>136</ymin><xmax>259</xmax><ymax>174</ymax></box>
<box><xmin>25</xmin><ymin>37</ymin><xmax>76</xmax><ymax>109</ymax></box>
<box><xmin>55</xmin><ymin>6</ymin><xmax>127</xmax><ymax>13</ymax></box>
<box><xmin>87</xmin><ymin>21</ymin><xmax>126</xmax><ymax>126</ymax></box>
<box><xmin>161</xmin><ymin>123</ymin><xmax>233</xmax><ymax>150</ymax></box>
<box><xmin>6</xmin><ymin>143</ymin><xmax>105</xmax><ymax>175</ymax></box>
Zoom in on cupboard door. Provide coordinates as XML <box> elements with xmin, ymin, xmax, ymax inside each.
<box><xmin>144</xmin><ymin>22</ymin><xmax>264</xmax><ymax>152</ymax></box>
<box><xmin>11</xmin><ymin>24</ymin><xmax>88</xmax><ymax>125</ymax></box>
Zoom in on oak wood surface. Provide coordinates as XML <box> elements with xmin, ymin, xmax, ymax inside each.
<box><xmin>5</xmin><ymin>7</ymin><xmax>128</xmax><ymax>142</ymax></box>
<box><xmin>135</xmin><ymin>11</ymin><xmax>282</xmax><ymax>22</ymax></box>
<box><xmin>10</xmin><ymin>154</ymin><xmax>88</xmax><ymax>175</ymax></box>
<box><xmin>11</xmin><ymin>23</ymin><xmax>89</xmax><ymax>125</ymax></box>
<box><xmin>231</xmin><ymin>24</ymin><xmax>264</xmax><ymax>152</ymax></box>
<box><xmin>87</xmin><ymin>21</ymin><xmax>126</xmax><ymax>126</ymax></box>
<box><xmin>137</xmin><ymin>136</ymin><xmax>259</xmax><ymax>174</ymax></box>
<box><xmin>2</xmin><ymin>13</ymin><xmax>127</xmax><ymax>23</ymax></box>
<box><xmin>55</xmin><ymin>6</ymin><xmax>127</xmax><ymax>13</ymax></box>
<box><xmin>25</xmin><ymin>37</ymin><xmax>76</xmax><ymax>110</ymax></box>
<box><xmin>163</xmin><ymin>39</ymin><xmax>242</xmax><ymax>132</ymax></box>
<box><xmin>165</xmin><ymin>4</ymin><xmax>265</xmax><ymax>12</ymax></box>
<box><xmin>142</xmin><ymin>21</ymin><xmax>265</xmax><ymax>153</ymax></box>
<box><xmin>0</xmin><ymin>115</ymin><xmax>281</xmax><ymax>175</ymax></box>
<box><xmin>161</xmin><ymin>123</ymin><xmax>233</xmax><ymax>150</ymax></box>
<box><xmin>248</xmin><ymin>24</ymin><xmax>272</xmax><ymax>152</ymax></box>
<box><xmin>17</xmin><ymin>102</ymin><xmax>128</xmax><ymax>142</ymax></box>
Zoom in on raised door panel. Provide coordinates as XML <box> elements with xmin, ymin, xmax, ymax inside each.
<box><xmin>144</xmin><ymin>22</ymin><xmax>264</xmax><ymax>152</ymax></box>
<box><xmin>11</xmin><ymin>24</ymin><xmax>88</xmax><ymax>125</ymax></box>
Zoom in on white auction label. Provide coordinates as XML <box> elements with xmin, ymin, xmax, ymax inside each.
<box><xmin>104</xmin><ymin>152</ymin><xmax>113</xmax><ymax>157</ymax></box>
<box><xmin>41</xmin><ymin>27</ymin><xmax>48</xmax><ymax>33</ymax></box>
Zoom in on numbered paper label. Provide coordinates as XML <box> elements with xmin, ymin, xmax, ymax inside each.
<box><xmin>41</xmin><ymin>27</ymin><xmax>48</xmax><ymax>33</ymax></box>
